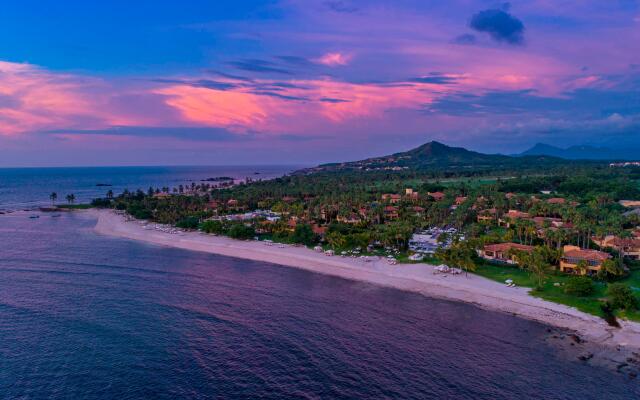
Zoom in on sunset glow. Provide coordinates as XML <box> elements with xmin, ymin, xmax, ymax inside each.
<box><xmin>0</xmin><ymin>0</ymin><xmax>638</xmax><ymax>166</ymax></box>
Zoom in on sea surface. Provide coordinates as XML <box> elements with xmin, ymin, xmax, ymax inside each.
<box><xmin>1</xmin><ymin>212</ymin><xmax>639</xmax><ymax>399</ymax></box>
<box><xmin>1</xmin><ymin>167</ymin><xmax>639</xmax><ymax>399</ymax></box>
<box><xmin>0</xmin><ymin>165</ymin><xmax>296</xmax><ymax>210</ymax></box>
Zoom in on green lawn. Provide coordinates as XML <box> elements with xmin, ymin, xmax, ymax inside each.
<box><xmin>473</xmin><ymin>261</ymin><xmax>640</xmax><ymax>321</ymax></box>
<box><xmin>56</xmin><ymin>203</ymin><xmax>93</xmax><ymax>210</ymax></box>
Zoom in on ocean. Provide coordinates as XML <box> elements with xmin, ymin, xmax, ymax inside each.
<box><xmin>0</xmin><ymin>168</ymin><xmax>639</xmax><ymax>399</ymax></box>
<box><xmin>0</xmin><ymin>165</ymin><xmax>296</xmax><ymax>211</ymax></box>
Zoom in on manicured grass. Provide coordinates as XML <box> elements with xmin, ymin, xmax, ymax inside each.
<box><xmin>473</xmin><ymin>262</ymin><xmax>537</xmax><ymax>287</ymax></box>
<box><xmin>56</xmin><ymin>203</ymin><xmax>93</xmax><ymax>210</ymax></box>
<box><xmin>474</xmin><ymin>261</ymin><xmax>640</xmax><ymax>321</ymax></box>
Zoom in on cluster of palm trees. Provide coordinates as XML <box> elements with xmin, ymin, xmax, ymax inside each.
<box><xmin>435</xmin><ymin>241</ymin><xmax>477</xmax><ymax>276</ymax></box>
<box><xmin>49</xmin><ymin>192</ymin><xmax>75</xmax><ymax>205</ymax></box>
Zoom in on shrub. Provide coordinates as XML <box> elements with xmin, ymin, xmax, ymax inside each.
<box><xmin>200</xmin><ymin>220</ymin><xmax>226</xmax><ymax>234</ymax></box>
<box><xmin>227</xmin><ymin>224</ymin><xmax>255</xmax><ymax>240</ymax></box>
<box><xmin>607</xmin><ymin>283</ymin><xmax>639</xmax><ymax>310</ymax></box>
<box><xmin>176</xmin><ymin>216</ymin><xmax>200</xmax><ymax>229</ymax></box>
<box><xmin>564</xmin><ymin>276</ymin><xmax>595</xmax><ymax>296</ymax></box>
<box><xmin>127</xmin><ymin>204</ymin><xmax>152</xmax><ymax>220</ymax></box>
<box><xmin>91</xmin><ymin>198</ymin><xmax>112</xmax><ymax>207</ymax></box>
<box><xmin>291</xmin><ymin>224</ymin><xmax>315</xmax><ymax>245</ymax></box>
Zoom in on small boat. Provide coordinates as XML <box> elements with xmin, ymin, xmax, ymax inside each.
<box><xmin>29</xmin><ymin>215</ymin><xmax>40</xmax><ymax>219</ymax></box>
<box><xmin>51</xmin><ymin>214</ymin><xmax>62</xmax><ymax>218</ymax></box>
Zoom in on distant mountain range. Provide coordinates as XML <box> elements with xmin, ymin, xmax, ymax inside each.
<box><xmin>297</xmin><ymin>141</ymin><xmax>566</xmax><ymax>174</ymax></box>
<box><xmin>518</xmin><ymin>143</ymin><xmax>638</xmax><ymax>160</ymax></box>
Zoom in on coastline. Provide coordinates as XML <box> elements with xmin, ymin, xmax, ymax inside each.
<box><xmin>90</xmin><ymin>209</ymin><xmax>640</xmax><ymax>369</ymax></box>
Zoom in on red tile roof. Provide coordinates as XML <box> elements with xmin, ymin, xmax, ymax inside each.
<box><xmin>505</xmin><ymin>210</ymin><xmax>530</xmax><ymax>219</ymax></box>
<box><xmin>611</xmin><ymin>237</ymin><xmax>640</xmax><ymax>248</ymax></box>
<box><xmin>563</xmin><ymin>248</ymin><xmax>611</xmax><ymax>262</ymax></box>
<box><xmin>483</xmin><ymin>243</ymin><xmax>534</xmax><ymax>252</ymax></box>
<box><xmin>547</xmin><ymin>197</ymin><xmax>566</xmax><ymax>204</ymax></box>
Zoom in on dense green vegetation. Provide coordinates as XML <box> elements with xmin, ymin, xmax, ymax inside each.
<box><xmin>90</xmin><ymin>143</ymin><xmax>640</xmax><ymax>323</ymax></box>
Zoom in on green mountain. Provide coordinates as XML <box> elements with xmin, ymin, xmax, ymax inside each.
<box><xmin>298</xmin><ymin>141</ymin><xmax>563</xmax><ymax>174</ymax></box>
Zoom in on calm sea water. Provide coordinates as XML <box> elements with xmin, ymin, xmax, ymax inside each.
<box><xmin>0</xmin><ymin>165</ymin><xmax>295</xmax><ymax>210</ymax></box>
<box><xmin>1</xmin><ymin>212</ymin><xmax>638</xmax><ymax>399</ymax></box>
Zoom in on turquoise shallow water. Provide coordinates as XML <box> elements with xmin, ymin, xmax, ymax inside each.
<box><xmin>0</xmin><ymin>211</ymin><xmax>639</xmax><ymax>399</ymax></box>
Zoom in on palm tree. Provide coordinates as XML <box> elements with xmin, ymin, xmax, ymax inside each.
<box><xmin>575</xmin><ymin>260</ymin><xmax>589</xmax><ymax>276</ymax></box>
<box><xmin>601</xmin><ymin>258</ymin><xmax>625</xmax><ymax>279</ymax></box>
<box><xmin>65</xmin><ymin>194</ymin><xmax>76</xmax><ymax>204</ymax></box>
<box><xmin>528</xmin><ymin>254</ymin><xmax>552</xmax><ymax>290</ymax></box>
<box><xmin>49</xmin><ymin>192</ymin><xmax>57</xmax><ymax>206</ymax></box>
<box><xmin>106</xmin><ymin>190</ymin><xmax>114</xmax><ymax>199</ymax></box>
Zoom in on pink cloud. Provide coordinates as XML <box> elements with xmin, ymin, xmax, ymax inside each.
<box><xmin>0</xmin><ymin>61</ymin><xmax>155</xmax><ymax>136</ymax></box>
<box><xmin>314</xmin><ymin>52</ymin><xmax>352</xmax><ymax>66</ymax></box>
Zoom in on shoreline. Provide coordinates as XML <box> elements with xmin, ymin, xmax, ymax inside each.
<box><xmin>90</xmin><ymin>209</ymin><xmax>640</xmax><ymax>370</ymax></box>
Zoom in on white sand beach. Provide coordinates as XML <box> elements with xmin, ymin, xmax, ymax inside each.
<box><xmin>91</xmin><ymin>209</ymin><xmax>640</xmax><ymax>355</ymax></box>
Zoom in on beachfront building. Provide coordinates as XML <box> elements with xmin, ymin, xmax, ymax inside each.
<box><xmin>478</xmin><ymin>243</ymin><xmax>534</xmax><ymax>265</ymax></box>
<box><xmin>559</xmin><ymin>245</ymin><xmax>611</xmax><ymax>275</ymax></box>
<box><xmin>312</xmin><ymin>224</ymin><xmax>327</xmax><ymax>238</ymax></box>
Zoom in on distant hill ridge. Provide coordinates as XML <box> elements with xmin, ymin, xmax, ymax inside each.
<box><xmin>297</xmin><ymin>141</ymin><xmax>564</xmax><ymax>174</ymax></box>
<box><xmin>518</xmin><ymin>143</ymin><xmax>636</xmax><ymax>160</ymax></box>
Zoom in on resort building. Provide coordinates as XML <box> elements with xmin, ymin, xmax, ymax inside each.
<box><xmin>427</xmin><ymin>191</ymin><xmax>445</xmax><ymax>201</ymax></box>
<box><xmin>413</xmin><ymin>206</ymin><xmax>425</xmax><ymax>216</ymax></box>
<box><xmin>337</xmin><ymin>214</ymin><xmax>362</xmax><ymax>224</ymax></box>
<box><xmin>547</xmin><ymin>197</ymin><xmax>566</xmax><ymax>205</ymax></box>
<box><xmin>619</xmin><ymin>200</ymin><xmax>640</xmax><ymax>208</ymax></box>
<box><xmin>498</xmin><ymin>209</ymin><xmax>531</xmax><ymax>228</ymax></box>
<box><xmin>478</xmin><ymin>243</ymin><xmax>534</xmax><ymax>265</ymax></box>
<box><xmin>593</xmin><ymin>235</ymin><xmax>640</xmax><ymax>260</ymax></box>
<box><xmin>384</xmin><ymin>206</ymin><xmax>399</xmax><ymax>220</ymax></box>
<box><xmin>559</xmin><ymin>245</ymin><xmax>611</xmax><ymax>275</ymax></box>
<box><xmin>381</xmin><ymin>194</ymin><xmax>402</xmax><ymax>204</ymax></box>
<box><xmin>611</xmin><ymin>238</ymin><xmax>640</xmax><ymax>260</ymax></box>
<box><xmin>405</xmin><ymin>188</ymin><xmax>419</xmax><ymax>200</ymax></box>
<box><xmin>532</xmin><ymin>217</ymin><xmax>566</xmax><ymax>228</ymax></box>
<box><xmin>477</xmin><ymin>208</ymin><xmax>497</xmax><ymax>223</ymax></box>
<box><xmin>312</xmin><ymin>224</ymin><xmax>327</xmax><ymax>237</ymax></box>
<box><xmin>206</xmin><ymin>200</ymin><xmax>220</xmax><ymax>210</ymax></box>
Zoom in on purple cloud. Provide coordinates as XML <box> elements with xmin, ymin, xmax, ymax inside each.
<box><xmin>470</xmin><ymin>7</ymin><xmax>525</xmax><ymax>45</ymax></box>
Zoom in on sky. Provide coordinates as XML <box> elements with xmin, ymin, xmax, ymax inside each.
<box><xmin>0</xmin><ymin>0</ymin><xmax>639</xmax><ymax>167</ymax></box>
